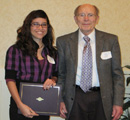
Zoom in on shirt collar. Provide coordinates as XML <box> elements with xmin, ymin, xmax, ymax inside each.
<box><xmin>78</xmin><ymin>29</ymin><xmax>95</xmax><ymax>43</ymax></box>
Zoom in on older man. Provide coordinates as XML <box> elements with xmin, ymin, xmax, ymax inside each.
<box><xmin>56</xmin><ymin>4</ymin><xmax>124</xmax><ymax>120</ymax></box>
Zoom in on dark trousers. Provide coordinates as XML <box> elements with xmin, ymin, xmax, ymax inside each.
<box><xmin>68</xmin><ymin>87</ymin><xmax>106</xmax><ymax>120</ymax></box>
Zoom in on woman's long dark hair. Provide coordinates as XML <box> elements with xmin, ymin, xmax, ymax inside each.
<box><xmin>16</xmin><ymin>10</ymin><xmax>56</xmax><ymax>58</ymax></box>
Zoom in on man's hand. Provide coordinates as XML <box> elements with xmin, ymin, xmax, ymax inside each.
<box><xmin>60</xmin><ymin>102</ymin><xmax>68</xmax><ymax>118</ymax></box>
<box><xmin>112</xmin><ymin>105</ymin><xmax>123</xmax><ymax>120</ymax></box>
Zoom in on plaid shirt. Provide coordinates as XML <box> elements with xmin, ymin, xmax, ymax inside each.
<box><xmin>5</xmin><ymin>45</ymin><xmax>58</xmax><ymax>83</ymax></box>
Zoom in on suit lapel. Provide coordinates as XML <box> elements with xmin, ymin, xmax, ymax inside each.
<box><xmin>68</xmin><ymin>30</ymin><xmax>78</xmax><ymax>72</ymax></box>
<box><xmin>95</xmin><ymin>29</ymin><xmax>104</xmax><ymax>73</ymax></box>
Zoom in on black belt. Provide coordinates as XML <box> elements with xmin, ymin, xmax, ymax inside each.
<box><xmin>76</xmin><ymin>85</ymin><xmax>100</xmax><ymax>92</ymax></box>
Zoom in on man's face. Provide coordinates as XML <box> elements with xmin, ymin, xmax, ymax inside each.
<box><xmin>74</xmin><ymin>4</ymin><xmax>99</xmax><ymax>35</ymax></box>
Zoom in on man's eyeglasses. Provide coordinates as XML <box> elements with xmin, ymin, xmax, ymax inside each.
<box><xmin>31</xmin><ymin>22</ymin><xmax>48</xmax><ymax>28</ymax></box>
<box><xmin>77</xmin><ymin>13</ymin><xmax>96</xmax><ymax>18</ymax></box>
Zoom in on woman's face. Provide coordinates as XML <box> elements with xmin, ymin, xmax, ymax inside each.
<box><xmin>30</xmin><ymin>17</ymin><xmax>48</xmax><ymax>40</ymax></box>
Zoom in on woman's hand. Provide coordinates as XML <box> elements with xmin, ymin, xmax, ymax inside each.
<box><xmin>43</xmin><ymin>78</ymin><xmax>56</xmax><ymax>90</ymax></box>
<box><xmin>19</xmin><ymin>103</ymin><xmax>39</xmax><ymax>118</ymax></box>
<box><xmin>6</xmin><ymin>81</ymin><xmax>38</xmax><ymax>118</ymax></box>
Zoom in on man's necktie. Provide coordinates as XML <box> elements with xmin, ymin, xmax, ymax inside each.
<box><xmin>80</xmin><ymin>36</ymin><xmax>93</xmax><ymax>92</ymax></box>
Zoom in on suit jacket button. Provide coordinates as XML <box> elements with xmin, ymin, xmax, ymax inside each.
<box><xmin>71</xmin><ymin>98</ymin><xmax>74</xmax><ymax>100</ymax></box>
<box><xmin>102</xmin><ymin>96</ymin><xmax>106</xmax><ymax>98</ymax></box>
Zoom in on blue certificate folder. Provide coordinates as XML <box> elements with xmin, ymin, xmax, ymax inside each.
<box><xmin>18</xmin><ymin>82</ymin><xmax>61</xmax><ymax>116</ymax></box>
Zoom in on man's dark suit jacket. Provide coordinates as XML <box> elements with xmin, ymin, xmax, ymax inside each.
<box><xmin>56</xmin><ymin>29</ymin><xmax>124</xmax><ymax>120</ymax></box>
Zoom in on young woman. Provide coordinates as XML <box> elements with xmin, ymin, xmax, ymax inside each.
<box><xmin>5</xmin><ymin>10</ymin><xmax>58</xmax><ymax>120</ymax></box>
